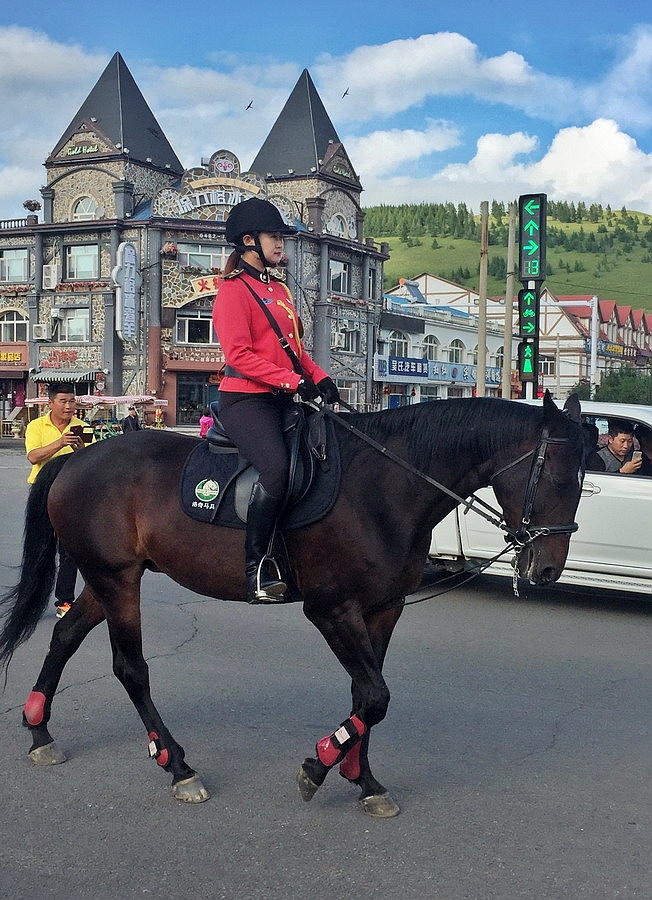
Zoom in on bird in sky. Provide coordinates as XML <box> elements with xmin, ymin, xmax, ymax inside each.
<box><xmin>246</xmin><ymin>100</ymin><xmax>253</xmax><ymax>110</ymax></box>
<box><xmin>342</xmin><ymin>88</ymin><xmax>349</xmax><ymax>98</ymax></box>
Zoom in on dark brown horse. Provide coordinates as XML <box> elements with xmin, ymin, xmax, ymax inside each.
<box><xmin>0</xmin><ymin>392</ymin><xmax>583</xmax><ymax>816</ymax></box>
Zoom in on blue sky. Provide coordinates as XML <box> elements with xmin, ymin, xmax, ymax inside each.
<box><xmin>3</xmin><ymin>1</ymin><xmax>652</xmax><ymax>219</ymax></box>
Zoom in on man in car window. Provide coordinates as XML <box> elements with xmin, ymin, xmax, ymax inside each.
<box><xmin>596</xmin><ymin>419</ymin><xmax>642</xmax><ymax>474</ymax></box>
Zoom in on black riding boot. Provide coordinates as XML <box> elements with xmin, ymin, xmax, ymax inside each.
<box><xmin>245</xmin><ymin>482</ymin><xmax>287</xmax><ymax>604</ymax></box>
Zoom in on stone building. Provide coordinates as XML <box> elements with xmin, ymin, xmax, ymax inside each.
<box><xmin>0</xmin><ymin>54</ymin><xmax>388</xmax><ymax>425</ymax></box>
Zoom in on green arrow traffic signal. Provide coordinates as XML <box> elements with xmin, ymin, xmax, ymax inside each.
<box><xmin>518</xmin><ymin>287</ymin><xmax>540</xmax><ymax>339</ymax></box>
<box><xmin>518</xmin><ymin>194</ymin><xmax>546</xmax><ymax>282</ymax></box>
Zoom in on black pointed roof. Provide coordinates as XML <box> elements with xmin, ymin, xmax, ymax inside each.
<box><xmin>251</xmin><ymin>69</ymin><xmax>346</xmax><ymax>177</ymax></box>
<box><xmin>48</xmin><ymin>52</ymin><xmax>184</xmax><ymax>173</ymax></box>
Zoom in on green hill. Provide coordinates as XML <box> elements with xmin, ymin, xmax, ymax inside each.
<box><xmin>363</xmin><ymin>201</ymin><xmax>652</xmax><ymax>312</ymax></box>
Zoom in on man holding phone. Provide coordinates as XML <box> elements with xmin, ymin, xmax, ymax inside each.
<box><xmin>24</xmin><ymin>382</ymin><xmax>89</xmax><ymax>616</ymax></box>
<box><xmin>596</xmin><ymin>419</ymin><xmax>642</xmax><ymax>474</ymax></box>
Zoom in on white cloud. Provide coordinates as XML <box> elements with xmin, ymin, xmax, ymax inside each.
<box><xmin>345</xmin><ymin>121</ymin><xmax>461</xmax><ymax>177</ymax></box>
<box><xmin>360</xmin><ymin>120</ymin><xmax>652</xmax><ymax>214</ymax></box>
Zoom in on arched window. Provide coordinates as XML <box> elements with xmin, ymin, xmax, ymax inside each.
<box><xmin>448</xmin><ymin>339</ymin><xmax>465</xmax><ymax>364</ymax></box>
<box><xmin>494</xmin><ymin>346</ymin><xmax>505</xmax><ymax>370</ymax></box>
<box><xmin>0</xmin><ymin>309</ymin><xmax>28</xmax><ymax>342</ymax></box>
<box><xmin>326</xmin><ymin>214</ymin><xmax>347</xmax><ymax>238</ymax></box>
<box><xmin>72</xmin><ymin>197</ymin><xmax>98</xmax><ymax>221</ymax></box>
<box><xmin>389</xmin><ymin>330</ymin><xmax>409</xmax><ymax>357</ymax></box>
<box><xmin>421</xmin><ymin>335</ymin><xmax>440</xmax><ymax>361</ymax></box>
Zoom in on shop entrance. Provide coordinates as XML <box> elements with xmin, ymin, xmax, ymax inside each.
<box><xmin>176</xmin><ymin>374</ymin><xmax>218</xmax><ymax>425</ymax></box>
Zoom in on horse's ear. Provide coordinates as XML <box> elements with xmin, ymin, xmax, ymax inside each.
<box><xmin>542</xmin><ymin>389</ymin><xmax>557</xmax><ymax>420</ymax></box>
<box><xmin>562</xmin><ymin>392</ymin><xmax>581</xmax><ymax>424</ymax></box>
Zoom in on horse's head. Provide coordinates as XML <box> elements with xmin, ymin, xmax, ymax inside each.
<box><xmin>491</xmin><ymin>392</ymin><xmax>584</xmax><ymax>586</ymax></box>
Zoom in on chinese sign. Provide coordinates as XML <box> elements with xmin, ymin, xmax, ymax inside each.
<box><xmin>112</xmin><ymin>242</ymin><xmax>141</xmax><ymax>342</ymax></box>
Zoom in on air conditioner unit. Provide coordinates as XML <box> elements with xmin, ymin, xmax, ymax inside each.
<box><xmin>330</xmin><ymin>332</ymin><xmax>345</xmax><ymax>349</ymax></box>
<box><xmin>42</xmin><ymin>264</ymin><xmax>59</xmax><ymax>290</ymax></box>
<box><xmin>32</xmin><ymin>323</ymin><xmax>52</xmax><ymax>341</ymax></box>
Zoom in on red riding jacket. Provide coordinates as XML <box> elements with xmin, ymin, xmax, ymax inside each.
<box><xmin>213</xmin><ymin>269</ymin><xmax>330</xmax><ymax>394</ymax></box>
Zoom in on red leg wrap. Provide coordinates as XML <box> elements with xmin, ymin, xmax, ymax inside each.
<box><xmin>316</xmin><ymin>714</ymin><xmax>366</xmax><ymax>768</ymax></box>
<box><xmin>148</xmin><ymin>731</ymin><xmax>169</xmax><ymax>768</ymax></box>
<box><xmin>24</xmin><ymin>690</ymin><xmax>46</xmax><ymax>726</ymax></box>
<box><xmin>339</xmin><ymin>741</ymin><xmax>362</xmax><ymax>782</ymax></box>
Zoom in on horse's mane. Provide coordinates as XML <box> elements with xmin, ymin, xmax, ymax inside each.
<box><xmin>337</xmin><ymin>398</ymin><xmax>543</xmax><ymax>469</ymax></box>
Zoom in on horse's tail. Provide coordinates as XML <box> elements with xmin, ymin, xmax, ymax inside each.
<box><xmin>0</xmin><ymin>455</ymin><xmax>71</xmax><ymax>669</ymax></box>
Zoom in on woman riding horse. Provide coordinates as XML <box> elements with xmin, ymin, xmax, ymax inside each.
<box><xmin>214</xmin><ymin>197</ymin><xmax>340</xmax><ymax>603</ymax></box>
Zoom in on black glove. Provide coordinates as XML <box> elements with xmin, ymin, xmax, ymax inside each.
<box><xmin>296</xmin><ymin>378</ymin><xmax>320</xmax><ymax>402</ymax></box>
<box><xmin>317</xmin><ymin>377</ymin><xmax>340</xmax><ymax>405</ymax></box>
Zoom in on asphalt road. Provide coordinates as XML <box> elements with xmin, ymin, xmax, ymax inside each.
<box><xmin>1</xmin><ymin>444</ymin><xmax>652</xmax><ymax>900</ymax></box>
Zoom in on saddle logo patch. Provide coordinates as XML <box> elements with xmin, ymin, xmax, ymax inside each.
<box><xmin>194</xmin><ymin>479</ymin><xmax>220</xmax><ymax>503</ymax></box>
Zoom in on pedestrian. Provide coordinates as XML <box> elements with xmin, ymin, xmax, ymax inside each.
<box><xmin>213</xmin><ymin>197</ymin><xmax>340</xmax><ymax>604</ymax></box>
<box><xmin>198</xmin><ymin>407</ymin><xmax>213</xmax><ymax>438</ymax></box>
<box><xmin>24</xmin><ymin>382</ymin><xmax>89</xmax><ymax>617</ymax></box>
<box><xmin>121</xmin><ymin>405</ymin><xmax>142</xmax><ymax>432</ymax></box>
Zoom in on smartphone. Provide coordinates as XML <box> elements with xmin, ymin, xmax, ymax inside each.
<box><xmin>633</xmin><ymin>450</ymin><xmax>643</xmax><ymax>461</ymax></box>
<box><xmin>70</xmin><ymin>425</ymin><xmax>94</xmax><ymax>444</ymax></box>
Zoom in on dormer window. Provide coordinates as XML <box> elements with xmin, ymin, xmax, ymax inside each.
<box><xmin>72</xmin><ymin>197</ymin><xmax>98</xmax><ymax>221</ymax></box>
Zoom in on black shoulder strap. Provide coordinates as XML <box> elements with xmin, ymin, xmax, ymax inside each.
<box><xmin>240</xmin><ymin>279</ymin><xmax>305</xmax><ymax>378</ymax></box>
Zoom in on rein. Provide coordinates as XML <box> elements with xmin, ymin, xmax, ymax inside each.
<box><xmin>322</xmin><ymin>403</ymin><xmax>578</xmax><ymax>549</ymax></box>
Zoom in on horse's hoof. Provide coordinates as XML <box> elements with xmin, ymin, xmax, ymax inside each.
<box><xmin>359</xmin><ymin>792</ymin><xmax>400</xmax><ymax>818</ymax></box>
<box><xmin>172</xmin><ymin>775</ymin><xmax>210</xmax><ymax>803</ymax></box>
<box><xmin>28</xmin><ymin>742</ymin><xmax>67</xmax><ymax>766</ymax></box>
<box><xmin>296</xmin><ymin>765</ymin><xmax>320</xmax><ymax>802</ymax></box>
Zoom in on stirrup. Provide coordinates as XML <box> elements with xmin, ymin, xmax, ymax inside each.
<box><xmin>248</xmin><ymin>556</ymin><xmax>288</xmax><ymax>605</ymax></box>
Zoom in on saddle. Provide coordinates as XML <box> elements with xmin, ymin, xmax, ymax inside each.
<box><xmin>179</xmin><ymin>401</ymin><xmax>341</xmax><ymax>530</ymax></box>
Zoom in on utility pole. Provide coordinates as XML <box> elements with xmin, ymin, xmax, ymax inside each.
<box><xmin>476</xmin><ymin>201</ymin><xmax>489</xmax><ymax>397</ymax></box>
<box><xmin>502</xmin><ymin>203</ymin><xmax>516</xmax><ymax>398</ymax></box>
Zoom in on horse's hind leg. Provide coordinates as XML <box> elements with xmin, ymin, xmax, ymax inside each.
<box><xmin>98</xmin><ymin>577</ymin><xmax>209</xmax><ymax>803</ymax></box>
<box><xmin>24</xmin><ymin>585</ymin><xmax>106</xmax><ymax>766</ymax></box>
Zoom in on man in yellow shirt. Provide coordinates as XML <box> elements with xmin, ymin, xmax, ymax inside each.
<box><xmin>25</xmin><ymin>382</ymin><xmax>89</xmax><ymax>616</ymax></box>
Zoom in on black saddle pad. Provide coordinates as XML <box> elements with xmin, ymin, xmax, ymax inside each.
<box><xmin>180</xmin><ymin>416</ymin><xmax>341</xmax><ymax>529</ymax></box>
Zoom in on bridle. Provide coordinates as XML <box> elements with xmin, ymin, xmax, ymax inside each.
<box><xmin>324</xmin><ymin>406</ymin><xmax>580</xmax><ymax>552</ymax></box>
<box><xmin>489</xmin><ymin>425</ymin><xmax>580</xmax><ymax>549</ymax></box>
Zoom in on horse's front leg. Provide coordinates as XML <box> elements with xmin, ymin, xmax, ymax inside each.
<box><xmin>338</xmin><ymin>604</ymin><xmax>404</xmax><ymax>817</ymax></box>
<box><xmin>23</xmin><ymin>586</ymin><xmax>105</xmax><ymax>766</ymax></box>
<box><xmin>296</xmin><ymin>599</ymin><xmax>400</xmax><ymax>816</ymax></box>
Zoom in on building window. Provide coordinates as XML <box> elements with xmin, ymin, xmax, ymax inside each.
<box><xmin>448</xmin><ymin>339</ymin><xmax>465</xmax><ymax>363</ymax></box>
<box><xmin>329</xmin><ymin>260</ymin><xmax>350</xmax><ymax>294</ymax></box>
<box><xmin>0</xmin><ymin>309</ymin><xmax>28</xmax><ymax>342</ymax></box>
<box><xmin>326</xmin><ymin>214</ymin><xmax>347</xmax><ymax>238</ymax></box>
<box><xmin>342</xmin><ymin>328</ymin><xmax>361</xmax><ymax>353</ymax></box>
<box><xmin>0</xmin><ymin>249</ymin><xmax>29</xmax><ymax>282</ymax></box>
<box><xmin>65</xmin><ymin>244</ymin><xmax>99</xmax><ymax>280</ymax></box>
<box><xmin>389</xmin><ymin>330</ymin><xmax>409</xmax><ymax>357</ymax></box>
<box><xmin>420</xmin><ymin>385</ymin><xmax>440</xmax><ymax>402</ymax></box>
<box><xmin>61</xmin><ymin>308</ymin><xmax>89</xmax><ymax>342</ymax></box>
<box><xmin>72</xmin><ymin>197</ymin><xmax>98</xmax><ymax>221</ymax></box>
<box><xmin>494</xmin><ymin>346</ymin><xmax>504</xmax><ymax>370</ymax></box>
<box><xmin>539</xmin><ymin>355</ymin><xmax>556</xmax><ymax>376</ymax></box>
<box><xmin>422</xmin><ymin>335</ymin><xmax>440</xmax><ymax>361</ymax></box>
<box><xmin>177</xmin><ymin>243</ymin><xmax>228</xmax><ymax>272</ymax></box>
<box><xmin>175</xmin><ymin>308</ymin><xmax>218</xmax><ymax>344</ymax></box>
<box><xmin>367</xmin><ymin>267</ymin><xmax>377</xmax><ymax>300</ymax></box>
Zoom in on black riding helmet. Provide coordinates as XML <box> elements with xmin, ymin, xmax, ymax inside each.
<box><xmin>225</xmin><ymin>197</ymin><xmax>297</xmax><ymax>267</ymax></box>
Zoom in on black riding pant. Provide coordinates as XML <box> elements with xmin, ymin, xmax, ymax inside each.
<box><xmin>217</xmin><ymin>391</ymin><xmax>293</xmax><ymax>500</ymax></box>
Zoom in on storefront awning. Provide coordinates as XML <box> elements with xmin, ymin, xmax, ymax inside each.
<box><xmin>31</xmin><ymin>370</ymin><xmax>96</xmax><ymax>383</ymax></box>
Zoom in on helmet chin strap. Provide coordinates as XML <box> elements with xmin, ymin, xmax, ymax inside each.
<box><xmin>242</xmin><ymin>234</ymin><xmax>273</xmax><ymax>269</ymax></box>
